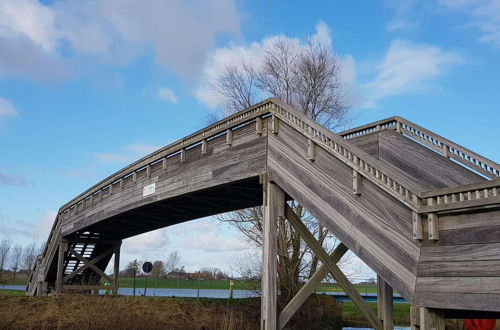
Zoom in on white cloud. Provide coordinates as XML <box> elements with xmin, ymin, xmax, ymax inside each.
<box><xmin>439</xmin><ymin>0</ymin><xmax>500</xmax><ymax>49</ymax></box>
<box><xmin>195</xmin><ymin>21</ymin><xmax>340</xmax><ymax>109</ymax></box>
<box><xmin>363</xmin><ymin>39</ymin><xmax>463</xmax><ymax>107</ymax></box>
<box><xmin>0</xmin><ymin>97</ymin><xmax>18</xmax><ymax>118</ymax></box>
<box><xmin>0</xmin><ymin>0</ymin><xmax>240</xmax><ymax>80</ymax></box>
<box><xmin>158</xmin><ymin>87</ymin><xmax>178</xmax><ymax>104</ymax></box>
<box><xmin>384</xmin><ymin>0</ymin><xmax>419</xmax><ymax>32</ymax></box>
<box><xmin>94</xmin><ymin>143</ymin><xmax>162</xmax><ymax>164</ymax></box>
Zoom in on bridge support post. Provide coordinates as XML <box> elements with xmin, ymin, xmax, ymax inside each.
<box><xmin>261</xmin><ymin>180</ymin><xmax>285</xmax><ymax>330</ymax></box>
<box><xmin>112</xmin><ymin>242</ymin><xmax>121</xmax><ymax>294</ymax></box>
<box><xmin>377</xmin><ymin>275</ymin><xmax>393</xmax><ymax>330</ymax></box>
<box><xmin>411</xmin><ymin>306</ymin><xmax>445</xmax><ymax>330</ymax></box>
<box><xmin>56</xmin><ymin>240</ymin><xmax>68</xmax><ymax>294</ymax></box>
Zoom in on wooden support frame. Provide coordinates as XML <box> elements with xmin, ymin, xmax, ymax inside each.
<box><xmin>261</xmin><ymin>180</ymin><xmax>285</xmax><ymax>330</ymax></box>
<box><xmin>226</xmin><ymin>129</ymin><xmax>233</xmax><ymax>146</ymax></box>
<box><xmin>419</xmin><ymin>307</ymin><xmax>445</xmax><ymax>330</ymax></box>
<box><xmin>285</xmin><ymin>206</ymin><xmax>383</xmax><ymax>330</ymax></box>
<box><xmin>279</xmin><ymin>243</ymin><xmax>348</xmax><ymax>329</ymax></box>
<box><xmin>353</xmin><ymin>169</ymin><xmax>362</xmax><ymax>195</ymax></box>
<box><xmin>412</xmin><ymin>211</ymin><xmax>423</xmax><ymax>240</ymax></box>
<box><xmin>56</xmin><ymin>240</ymin><xmax>121</xmax><ymax>295</ymax></box>
<box><xmin>201</xmin><ymin>140</ymin><xmax>208</xmax><ymax>155</ymax></box>
<box><xmin>307</xmin><ymin>139</ymin><xmax>315</xmax><ymax>161</ymax></box>
<box><xmin>256</xmin><ymin>117</ymin><xmax>263</xmax><ymax>135</ymax></box>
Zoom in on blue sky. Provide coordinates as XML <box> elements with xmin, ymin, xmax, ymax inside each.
<box><xmin>0</xmin><ymin>0</ymin><xmax>499</xmax><ymax>277</ymax></box>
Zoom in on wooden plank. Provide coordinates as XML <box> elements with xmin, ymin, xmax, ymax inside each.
<box><xmin>285</xmin><ymin>206</ymin><xmax>382</xmax><ymax>330</ymax></box>
<box><xmin>420</xmin><ymin>243</ymin><xmax>500</xmax><ymax>262</ymax></box>
<box><xmin>413</xmin><ymin>291</ymin><xmax>500</xmax><ymax>312</ymax></box>
<box><xmin>279</xmin><ymin>243</ymin><xmax>348</xmax><ymax>329</ymax></box>
<box><xmin>261</xmin><ymin>181</ymin><xmax>284</xmax><ymax>330</ymax></box>
<box><xmin>416</xmin><ymin>276</ymin><xmax>500</xmax><ymax>294</ymax></box>
<box><xmin>418</xmin><ymin>260</ymin><xmax>500</xmax><ymax>277</ymax></box>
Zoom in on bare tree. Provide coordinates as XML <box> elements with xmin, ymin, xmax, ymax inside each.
<box><xmin>22</xmin><ymin>242</ymin><xmax>38</xmax><ymax>273</ymax></box>
<box><xmin>10</xmin><ymin>244</ymin><xmax>23</xmax><ymax>284</ymax></box>
<box><xmin>151</xmin><ymin>260</ymin><xmax>165</xmax><ymax>279</ymax></box>
<box><xmin>165</xmin><ymin>251</ymin><xmax>181</xmax><ymax>275</ymax></box>
<box><xmin>0</xmin><ymin>239</ymin><xmax>11</xmax><ymax>283</ymax></box>
<box><xmin>211</xmin><ymin>36</ymin><xmax>352</xmax><ymax>303</ymax></box>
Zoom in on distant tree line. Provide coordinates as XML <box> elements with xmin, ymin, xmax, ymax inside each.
<box><xmin>119</xmin><ymin>251</ymin><xmax>230</xmax><ymax>281</ymax></box>
<box><xmin>0</xmin><ymin>239</ymin><xmax>43</xmax><ymax>284</ymax></box>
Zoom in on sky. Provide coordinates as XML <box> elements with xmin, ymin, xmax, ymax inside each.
<box><xmin>0</xmin><ymin>0</ymin><xmax>499</xmax><ymax>279</ymax></box>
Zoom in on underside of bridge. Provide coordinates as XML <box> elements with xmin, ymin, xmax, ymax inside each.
<box><xmin>27</xmin><ymin>99</ymin><xmax>500</xmax><ymax>330</ymax></box>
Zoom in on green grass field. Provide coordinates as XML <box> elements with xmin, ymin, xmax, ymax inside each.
<box><xmin>342</xmin><ymin>301</ymin><xmax>410</xmax><ymax>326</ymax></box>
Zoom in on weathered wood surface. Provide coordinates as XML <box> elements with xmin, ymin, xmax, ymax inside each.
<box><xmin>378</xmin><ymin>130</ymin><xmax>484</xmax><ymax>189</ymax></box>
<box><xmin>261</xmin><ymin>182</ymin><xmax>284</xmax><ymax>330</ymax></box>
<box><xmin>61</xmin><ymin>119</ymin><xmax>268</xmax><ymax>237</ymax></box>
<box><xmin>267</xmin><ymin>119</ymin><xmax>419</xmax><ymax>301</ymax></box>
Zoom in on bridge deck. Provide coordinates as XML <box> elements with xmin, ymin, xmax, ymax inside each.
<box><xmin>28</xmin><ymin>99</ymin><xmax>500</xmax><ymax>316</ymax></box>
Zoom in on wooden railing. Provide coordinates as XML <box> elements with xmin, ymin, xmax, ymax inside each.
<box><xmin>340</xmin><ymin>116</ymin><xmax>500</xmax><ymax>180</ymax></box>
<box><xmin>420</xmin><ymin>179</ymin><xmax>500</xmax><ymax>213</ymax></box>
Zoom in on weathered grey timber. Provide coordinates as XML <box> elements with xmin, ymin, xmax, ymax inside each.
<box><xmin>27</xmin><ymin>98</ymin><xmax>500</xmax><ymax>326</ymax></box>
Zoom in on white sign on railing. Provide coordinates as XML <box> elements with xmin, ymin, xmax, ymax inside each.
<box><xmin>143</xmin><ymin>183</ymin><xmax>156</xmax><ymax>197</ymax></box>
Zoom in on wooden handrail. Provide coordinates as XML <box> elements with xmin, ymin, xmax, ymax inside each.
<box><xmin>340</xmin><ymin>116</ymin><xmax>500</xmax><ymax>180</ymax></box>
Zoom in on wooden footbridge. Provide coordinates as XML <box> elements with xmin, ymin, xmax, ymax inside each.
<box><xmin>27</xmin><ymin>98</ymin><xmax>500</xmax><ymax>329</ymax></box>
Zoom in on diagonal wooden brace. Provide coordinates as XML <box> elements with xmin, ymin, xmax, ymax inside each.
<box><xmin>285</xmin><ymin>205</ymin><xmax>383</xmax><ymax>330</ymax></box>
<box><xmin>66</xmin><ymin>247</ymin><xmax>114</xmax><ymax>283</ymax></box>
<box><xmin>279</xmin><ymin>242</ymin><xmax>348</xmax><ymax>329</ymax></box>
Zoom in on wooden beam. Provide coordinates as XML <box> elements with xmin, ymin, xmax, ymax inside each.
<box><xmin>56</xmin><ymin>240</ymin><xmax>67</xmax><ymax>294</ymax></box>
<box><xmin>63</xmin><ymin>247</ymin><xmax>114</xmax><ymax>282</ymax></box>
<box><xmin>377</xmin><ymin>275</ymin><xmax>384</xmax><ymax>320</ymax></box>
<box><xmin>285</xmin><ymin>206</ymin><xmax>383</xmax><ymax>330</ymax></box>
<box><xmin>68</xmin><ymin>246</ymin><xmax>113</xmax><ymax>283</ymax></box>
<box><xmin>113</xmin><ymin>243</ymin><xmax>121</xmax><ymax>294</ymax></box>
<box><xmin>271</xmin><ymin>115</ymin><xmax>279</xmax><ymax>134</ymax></box>
<box><xmin>419</xmin><ymin>307</ymin><xmax>445</xmax><ymax>330</ymax></box>
<box><xmin>279</xmin><ymin>243</ymin><xmax>348</xmax><ymax>329</ymax></box>
<box><xmin>261</xmin><ymin>181</ymin><xmax>285</xmax><ymax>330</ymax></box>
<box><xmin>380</xmin><ymin>277</ymin><xmax>393</xmax><ymax>330</ymax></box>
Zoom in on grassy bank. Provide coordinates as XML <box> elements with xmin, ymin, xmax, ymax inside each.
<box><xmin>0</xmin><ymin>293</ymin><xmax>342</xmax><ymax>330</ymax></box>
<box><xmin>342</xmin><ymin>301</ymin><xmax>410</xmax><ymax>327</ymax></box>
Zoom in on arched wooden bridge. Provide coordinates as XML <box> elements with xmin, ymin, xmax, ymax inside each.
<box><xmin>27</xmin><ymin>99</ymin><xmax>500</xmax><ymax>329</ymax></box>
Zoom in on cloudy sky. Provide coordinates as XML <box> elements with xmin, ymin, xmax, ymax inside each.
<box><xmin>0</xmin><ymin>0</ymin><xmax>499</xmax><ymax>278</ymax></box>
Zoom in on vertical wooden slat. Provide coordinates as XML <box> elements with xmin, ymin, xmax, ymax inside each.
<box><xmin>201</xmin><ymin>140</ymin><xmax>208</xmax><ymax>155</ymax></box>
<box><xmin>381</xmin><ymin>279</ymin><xmax>393</xmax><ymax>330</ymax></box>
<box><xmin>412</xmin><ymin>211</ymin><xmax>423</xmax><ymax>240</ymax></box>
<box><xmin>256</xmin><ymin>117</ymin><xmax>263</xmax><ymax>135</ymax></box>
<box><xmin>353</xmin><ymin>170</ymin><xmax>362</xmax><ymax>195</ymax></box>
<box><xmin>307</xmin><ymin>139</ymin><xmax>315</xmax><ymax>161</ymax></box>
<box><xmin>271</xmin><ymin>115</ymin><xmax>279</xmax><ymax>134</ymax></box>
<box><xmin>180</xmin><ymin>149</ymin><xmax>186</xmax><ymax>163</ymax></box>
<box><xmin>226</xmin><ymin>129</ymin><xmax>233</xmax><ymax>146</ymax></box>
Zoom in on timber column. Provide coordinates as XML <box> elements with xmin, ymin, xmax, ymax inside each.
<box><xmin>56</xmin><ymin>240</ymin><xmax>68</xmax><ymax>294</ymax></box>
<box><xmin>261</xmin><ymin>179</ymin><xmax>285</xmax><ymax>330</ymax></box>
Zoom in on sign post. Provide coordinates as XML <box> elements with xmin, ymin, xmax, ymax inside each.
<box><xmin>142</xmin><ymin>261</ymin><xmax>153</xmax><ymax>296</ymax></box>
